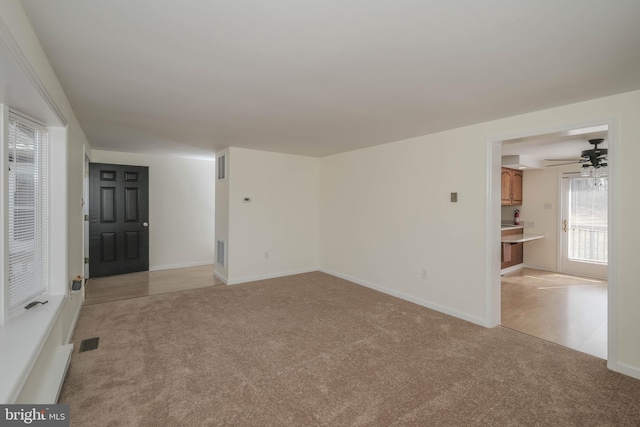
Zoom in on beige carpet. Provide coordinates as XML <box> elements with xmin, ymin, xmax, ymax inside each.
<box><xmin>60</xmin><ymin>272</ymin><xmax>640</xmax><ymax>426</ymax></box>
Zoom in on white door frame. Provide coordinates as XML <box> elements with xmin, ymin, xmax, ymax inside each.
<box><xmin>485</xmin><ymin>118</ymin><xmax>618</xmax><ymax>368</ymax></box>
<box><xmin>82</xmin><ymin>147</ymin><xmax>91</xmax><ymax>284</ymax></box>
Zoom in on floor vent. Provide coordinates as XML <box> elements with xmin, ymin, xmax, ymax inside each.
<box><xmin>79</xmin><ymin>337</ymin><xmax>100</xmax><ymax>352</ymax></box>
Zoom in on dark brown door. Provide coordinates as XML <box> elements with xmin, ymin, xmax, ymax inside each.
<box><xmin>89</xmin><ymin>163</ymin><xmax>149</xmax><ymax>277</ymax></box>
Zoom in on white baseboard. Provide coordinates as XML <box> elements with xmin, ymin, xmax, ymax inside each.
<box><xmin>149</xmin><ymin>260</ymin><xmax>214</xmax><ymax>272</ymax></box>
<box><xmin>226</xmin><ymin>267</ymin><xmax>319</xmax><ymax>286</ymax></box>
<box><xmin>214</xmin><ymin>270</ymin><xmax>228</xmax><ymax>284</ymax></box>
<box><xmin>500</xmin><ymin>263</ymin><xmax>524</xmax><ymax>275</ymax></box>
<box><xmin>608</xmin><ymin>360</ymin><xmax>640</xmax><ymax>380</ymax></box>
<box><xmin>319</xmin><ymin>268</ymin><xmax>486</xmax><ymax>327</ymax></box>
<box><xmin>65</xmin><ymin>293</ymin><xmax>83</xmax><ymax>344</ymax></box>
<box><xmin>522</xmin><ymin>263</ymin><xmax>556</xmax><ymax>272</ymax></box>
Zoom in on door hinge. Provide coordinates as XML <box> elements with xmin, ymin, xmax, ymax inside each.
<box><xmin>84</xmin><ymin>257</ymin><xmax>89</xmax><ymax>264</ymax></box>
<box><xmin>84</xmin><ymin>214</ymin><xmax>89</xmax><ymax>221</ymax></box>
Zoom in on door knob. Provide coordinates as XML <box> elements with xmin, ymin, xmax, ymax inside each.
<box><xmin>143</xmin><ymin>222</ymin><xmax>149</xmax><ymax>227</ymax></box>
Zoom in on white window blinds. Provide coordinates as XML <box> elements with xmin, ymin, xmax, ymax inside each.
<box><xmin>7</xmin><ymin>113</ymin><xmax>49</xmax><ymax>311</ymax></box>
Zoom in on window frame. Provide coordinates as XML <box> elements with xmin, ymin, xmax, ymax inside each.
<box><xmin>3</xmin><ymin>110</ymin><xmax>49</xmax><ymax>313</ymax></box>
<box><xmin>1</xmin><ymin>106</ymin><xmax>67</xmax><ymax>325</ymax></box>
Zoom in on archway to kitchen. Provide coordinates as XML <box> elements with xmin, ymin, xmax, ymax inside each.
<box><xmin>486</xmin><ymin>119</ymin><xmax>616</xmax><ymax>362</ymax></box>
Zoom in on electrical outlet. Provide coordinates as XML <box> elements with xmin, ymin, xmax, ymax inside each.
<box><xmin>421</xmin><ymin>269</ymin><xmax>427</xmax><ymax>280</ymax></box>
<box><xmin>527</xmin><ymin>221</ymin><xmax>535</xmax><ymax>228</ymax></box>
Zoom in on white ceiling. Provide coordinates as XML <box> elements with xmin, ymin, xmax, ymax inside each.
<box><xmin>501</xmin><ymin>127</ymin><xmax>608</xmax><ymax>167</ymax></box>
<box><xmin>19</xmin><ymin>0</ymin><xmax>640</xmax><ymax>158</ymax></box>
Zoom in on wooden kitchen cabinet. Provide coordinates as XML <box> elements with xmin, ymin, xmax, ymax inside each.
<box><xmin>501</xmin><ymin>228</ymin><xmax>524</xmax><ymax>269</ymax></box>
<box><xmin>501</xmin><ymin>168</ymin><xmax>523</xmax><ymax>205</ymax></box>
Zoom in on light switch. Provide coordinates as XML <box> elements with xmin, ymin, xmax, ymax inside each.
<box><xmin>243</xmin><ymin>197</ymin><xmax>251</xmax><ymax>203</ymax></box>
<box><xmin>451</xmin><ymin>192</ymin><xmax>458</xmax><ymax>202</ymax></box>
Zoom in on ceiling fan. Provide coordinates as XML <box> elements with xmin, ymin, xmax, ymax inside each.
<box><xmin>545</xmin><ymin>138</ymin><xmax>608</xmax><ymax>169</ymax></box>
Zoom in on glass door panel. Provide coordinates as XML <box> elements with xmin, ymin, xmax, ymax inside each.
<box><xmin>561</xmin><ymin>176</ymin><xmax>608</xmax><ymax>278</ymax></box>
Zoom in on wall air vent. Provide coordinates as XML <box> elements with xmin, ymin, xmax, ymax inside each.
<box><xmin>217</xmin><ymin>154</ymin><xmax>226</xmax><ymax>180</ymax></box>
<box><xmin>216</xmin><ymin>240</ymin><xmax>226</xmax><ymax>267</ymax></box>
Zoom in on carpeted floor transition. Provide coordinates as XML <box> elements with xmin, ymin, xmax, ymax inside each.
<box><xmin>60</xmin><ymin>272</ymin><xmax>640</xmax><ymax>426</ymax></box>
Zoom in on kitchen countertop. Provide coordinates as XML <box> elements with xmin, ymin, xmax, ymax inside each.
<box><xmin>501</xmin><ymin>233</ymin><xmax>544</xmax><ymax>243</ymax></box>
<box><xmin>500</xmin><ymin>224</ymin><xmax>524</xmax><ymax>231</ymax></box>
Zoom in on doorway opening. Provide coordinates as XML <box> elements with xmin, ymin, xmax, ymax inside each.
<box><xmin>487</xmin><ymin>120</ymin><xmax>615</xmax><ymax>362</ymax></box>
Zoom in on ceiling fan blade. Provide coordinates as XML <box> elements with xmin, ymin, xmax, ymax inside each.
<box><xmin>545</xmin><ymin>161</ymin><xmax>582</xmax><ymax>167</ymax></box>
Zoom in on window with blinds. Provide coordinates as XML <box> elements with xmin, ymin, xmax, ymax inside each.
<box><xmin>7</xmin><ymin>113</ymin><xmax>49</xmax><ymax>311</ymax></box>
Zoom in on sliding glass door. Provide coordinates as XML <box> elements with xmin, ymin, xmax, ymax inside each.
<box><xmin>561</xmin><ymin>175</ymin><xmax>608</xmax><ymax>278</ymax></box>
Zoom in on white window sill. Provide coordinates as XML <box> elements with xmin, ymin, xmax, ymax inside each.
<box><xmin>0</xmin><ymin>294</ymin><xmax>66</xmax><ymax>403</ymax></box>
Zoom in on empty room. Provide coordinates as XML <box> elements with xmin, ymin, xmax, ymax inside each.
<box><xmin>1</xmin><ymin>1</ymin><xmax>640</xmax><ymax>426</ymax></box>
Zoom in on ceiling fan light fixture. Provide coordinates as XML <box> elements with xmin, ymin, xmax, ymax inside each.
<box><xmin>544</xmin><ymin>139</ymin><xmax>609</xmax><ymax>173</ymax></box>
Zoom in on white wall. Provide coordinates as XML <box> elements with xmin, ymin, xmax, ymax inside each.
<box><xmin>320</xmin><ymin>134</ymin><xmax>488</xmax><ymax>324</ymax></box>
<box><xmin>92</xmin><ymin>150</ymin><xmax>216</xmax><ymax>271</ymax></box>
<box><xmin>520</xmin><ymin>169</ymin><xmax>559</xmax><ymax>271</ymax></box>
<box><xmin>500</xmin><ymin>205</ymin><xmax>521</xmax><ymax>223</ymax></box>
<box><xmin>319</xmin><ymin>90</ymin><xmax>640</xmax><ymax>378</ymax></box>
<box><xmin>225</xmin><ymin>147</ymin><xmax>319</xmax><ymax>284</ymax></box>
